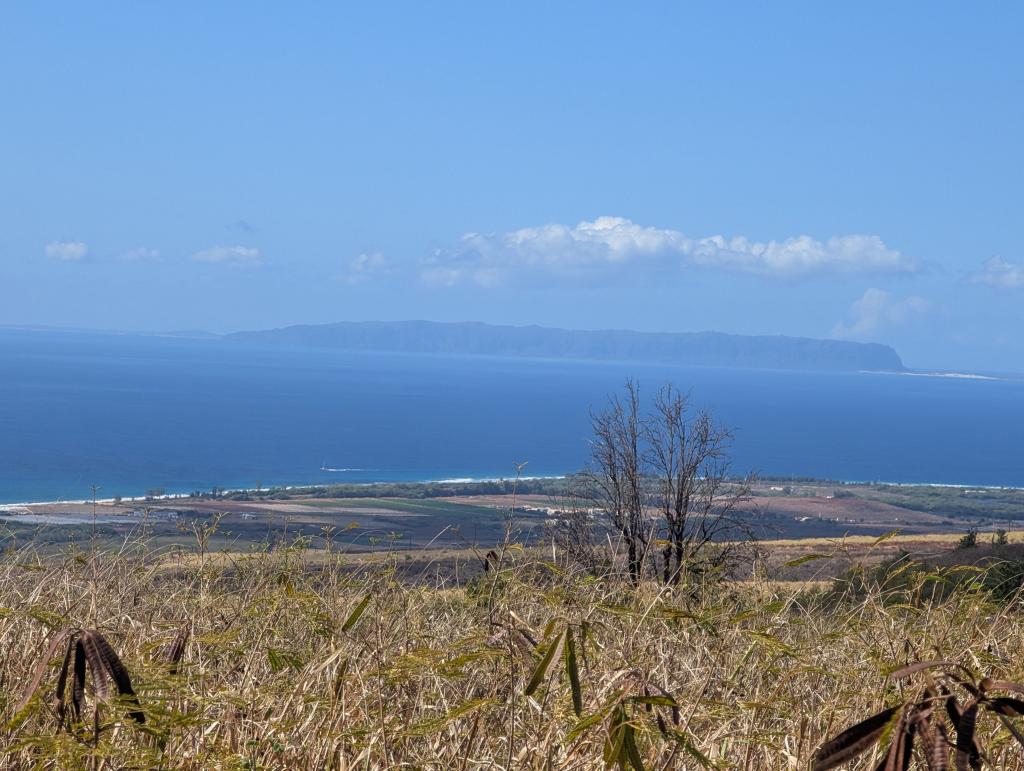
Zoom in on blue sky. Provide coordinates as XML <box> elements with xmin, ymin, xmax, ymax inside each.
<box><xmin>1</xmin><ymin>2</ymin><xmax>1021</xmax><ymax>372</ymax></box>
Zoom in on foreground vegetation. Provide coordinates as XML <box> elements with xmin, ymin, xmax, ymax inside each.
<box><xmin>3</xmin><ymin>528</ymin><xmax>1024</xmax><ymax>769</ymax></box>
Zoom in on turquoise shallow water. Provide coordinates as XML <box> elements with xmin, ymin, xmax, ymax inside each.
<box><xmin>1</xmin><ymin>328</ymin><xmax>1022</xmax><ymax>503</ymax></box>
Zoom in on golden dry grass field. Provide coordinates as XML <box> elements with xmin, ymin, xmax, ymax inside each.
<box><xmin>3</xmin><ymin>527</ymin><xmax>1024</xmax><ymax>769</ymax></box>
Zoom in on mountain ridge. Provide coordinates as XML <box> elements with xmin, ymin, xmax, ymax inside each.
<box><xmin>226</xmin><ymin>320</ymin><xmax>905</xmax><ymax>372</ymax></box>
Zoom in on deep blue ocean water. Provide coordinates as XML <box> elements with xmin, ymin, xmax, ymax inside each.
<box><xmin>1</xmin><ymin>328</ymin><xmax>1021</xmax><ymax>503</ymax></box>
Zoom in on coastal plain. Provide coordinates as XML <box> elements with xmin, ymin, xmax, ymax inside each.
<box><xmin>3</xmin><ymin>479</ymin><xmax>1023</xmax><ymax>583</ymax></box>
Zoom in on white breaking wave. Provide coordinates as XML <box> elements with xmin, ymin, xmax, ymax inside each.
<box><xmin>432</xmin><ymin>475</ymin><xmax>565</xmax><ymax>484</ymax></box>
<box><xmin>861</xmin><ymin>369</ymin><xmax>1003</xmax><ymax>382</ymax></box>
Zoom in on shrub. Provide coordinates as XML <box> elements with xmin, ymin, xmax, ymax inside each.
<box><xmin>958</xmin><ymin>528</ymin><xmax>979</xmax><ymax>549</ymax></box>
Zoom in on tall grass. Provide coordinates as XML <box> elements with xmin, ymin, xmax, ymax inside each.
<box><xmin>2</xmin><ymin>528</ymin><xmax>1024</xmax><ymax>768</ymax></box>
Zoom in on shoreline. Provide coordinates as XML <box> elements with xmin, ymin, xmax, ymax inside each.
<box><xmin>0</xmin><ymin>474</ymin><xmax>571</xmax><ymax>509</ymax></box>
<box><xmin>3</xmin><ymin>473</ymin><xmax>1024</xmax><ymax>509</ymax></box>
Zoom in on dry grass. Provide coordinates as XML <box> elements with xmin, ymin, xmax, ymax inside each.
<box><xmin>759</xmin><ymin>530</ymin><xmax>1024</xmax><ymax>549</ymax></box>
<box><xmin>3</xmin><ymin>530</ymin><xmax>1024</xmax><ymax>769</ymax></box>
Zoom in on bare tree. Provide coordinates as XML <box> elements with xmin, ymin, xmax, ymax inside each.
<box><xmin>646</xmin><ymin>385</ymin><xmax>752</xmax><ymax>584</ymax></box>
<box><xmin>586</xmin><ymin>381</ymin><xmax>651</xmax><ymax>583</ymax></box>
<box><xmin>584</xmin><ymin>381</ymin><xmax>752</xmax><ymax>584</ymax></box>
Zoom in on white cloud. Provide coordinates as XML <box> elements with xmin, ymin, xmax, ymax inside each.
<box><xmin>832</xmin><ymin>288</ymin><xmax>929</xmax><ymax>340</ymax></box>
<box><xmin>191</xmin><ymin>245</ymin><xmax>262</xmax><ymax>267</ymax></box>
<box><xmin>420</xmin><ymin>216</ymin><xmax>918</xmax><ymax>287</ymax></box>
<box><xmin>970</xmin><ymin>256</ymin><xmax>1024</xmax><ymax>289</ymax></box>
<box><xmin>337</xmin><ymin>251</ymin><xmax>390</xmax><ymax>284</ymax></box>
<box><xmin>45</xmin><ymin>240</ymin><xmax>88</xmax><ymax>262</ymax></box>
<box><xmin>117</xmin><ymin>247</ymin><xmax>161</xmax><ymax>262</ymax></box>
<box><xmin>689</xmin><ymin>233</ymin><xmax>913</xmax><ymax>275</ymax></box>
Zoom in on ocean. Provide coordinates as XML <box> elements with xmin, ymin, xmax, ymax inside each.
<box><xmin>1</xmin><ymin>328</ymin><xmax>1021</xmax><ymax>503</ymax></box>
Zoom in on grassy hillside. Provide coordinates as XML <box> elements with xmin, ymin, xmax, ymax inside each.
<box><xmin>4</xmin><ymin>531</ymin><xmax>1024</xmax><ymax>768</ymax></box>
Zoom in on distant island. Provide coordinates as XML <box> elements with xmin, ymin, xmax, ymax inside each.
<box><xmin>227</xmin><ymin>320</ymin><xmax>905</xmax><ymax>372</ymax></box>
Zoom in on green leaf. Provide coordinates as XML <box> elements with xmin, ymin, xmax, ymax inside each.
<box><xmin>566</xmin><ymin>691</ymin><xmax>624</xmax><ymax>743</ymax></box>
<box><xmin>564</xmin><ymin>627</ymin><xmax>583</xmax><ymax>717</ymax></box>
<box><xmin>342</xmin><ymin>594</ymin><xmax>371</xmax><ymax>633</ymax></box>
<box><xmin>623</xmin><ymin>723</ymin><xmax>645</xmax><ymax>770</ymax></box>
<box><xmin>267</xmin><ymin>647</ymin><xmax>285</xmax><ymax>673</ymax></box>
<box><xmin>525</xmin><ymin>629</ymin><xmax>566</xmax><ymax>698</ymax></box>
<box><xmin>566</xmin><ymin>710</ymin><xmax>606</xmax><ymax>743</ymax></box>
<box><xmin>405</xmin><ymin>697</ymin><xmax>496</xmax><ymax>736</ymax></box>
<box><xmin>604</xmin><ymin>704</ymin><xmax>628</xmax><ymax>767</ymax></box>
<box><xmin>266</xmin><ymin>647</ymin><xmax>302</xmax><ymax>672</ymax></box>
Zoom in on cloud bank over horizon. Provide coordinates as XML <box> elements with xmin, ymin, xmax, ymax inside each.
<box><xmin>419</xmin><ymin>217</ymin><xmax>919</xmax><ymax>288</ymax></box>
<box><xmin>26</xmin><ymin>217</ymin><xmax>1019</xmax><ymax>372</ymax></box>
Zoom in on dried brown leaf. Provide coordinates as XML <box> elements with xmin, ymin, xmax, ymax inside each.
<box><xmin>811</xmin><ymin>705</ymin><xmax>901</xmax><ymax>771</ymax></box>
